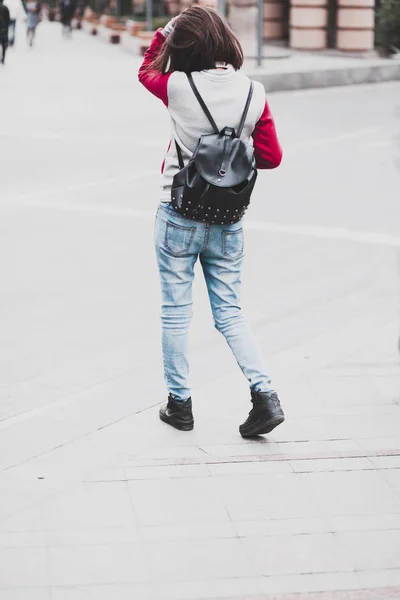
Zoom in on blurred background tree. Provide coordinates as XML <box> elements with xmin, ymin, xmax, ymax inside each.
<box><xmin>377</xmin><ymin>0</ymin><xmax>400</xmax><ymax>55</ymax></box>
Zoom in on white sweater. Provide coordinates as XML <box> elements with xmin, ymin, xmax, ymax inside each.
<box><xmin>138</xmin><ymin>30</ymin><xmax>283</xmax><ymax>202</ymax></box>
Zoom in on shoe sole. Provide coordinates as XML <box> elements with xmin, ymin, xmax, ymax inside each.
<box><xmin>240</xmin><ymin>414</ymin><xmax>285</xmax><ymax>438</ymax></box>
<box><xmin>159</xmin><ymin>413</ymin><xmax>194</xmax><ymax>431</ymax></box>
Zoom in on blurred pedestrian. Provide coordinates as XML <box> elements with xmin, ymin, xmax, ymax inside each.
<box><xmin>75</xmin><ymin>0</ymin><xmax>85</xmax><ymax>29</ymax></box>
<box><xmin>0</xmin><ymin>0</ymin><xmax>10</xmax><ymax>64</ymax></box>
<box><xmin>138</xmin><ymin>6</ymin><xmax>285</xmax><ymax>437</ymax></box>
<box><xmin>26</xmin><ymin>0</ymin><xmax>40</xmax><ymax>46</ymax></box>
<box><xmin>60</xmin><ymin>0</ymin><xmax>76</xmax><ymax>36</ymax></box>
<box><xmin>4</xmin><ymin>0</ymin><xmax>25</xmax><ymax>46</ymax></box>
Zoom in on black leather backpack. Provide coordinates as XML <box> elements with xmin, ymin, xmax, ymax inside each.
<box><xmin>171</xmin><ymin>73</ymin><xmax>257</xmax><ymax>225</ymax></box>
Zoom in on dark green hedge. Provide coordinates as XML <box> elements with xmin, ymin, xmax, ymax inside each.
<box><xmin>377</xmin><ymin>0</ymin><xmax>400</xmax><ymax>55</ymax></box>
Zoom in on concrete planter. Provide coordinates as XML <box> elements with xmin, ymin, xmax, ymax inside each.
<box><xmin>136</xmin><ymin>30</ymin><xmax>156</xmax><ymax>55</ymax></box>
<box><xmin>126</xmin><ymin>19</ymin><xmax>146</xmax><ymax>36</ymax></box>
<box><xmin>82</xmin><ymin>18</ymin><xmax>99</xmax><ymax>35</ymax></box>
<box><xmin>99</xmin><ymin>15</ymin><xmax>116</xmax><ymax>27</ymax></box>
<box><xmin>108</xmin><ymin>22</ymin><xmax>127</xmax><ymax>32</ymax></box>
<box><xmin>97</xmin><ymin>23</ymin><xmax>121</xmax><ymax>43</ymax></box>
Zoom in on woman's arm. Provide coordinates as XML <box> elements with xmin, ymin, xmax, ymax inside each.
<box><xmin>252</xmin><ymin>100</ymin><xmax>283</xmax><ymax>169</ymax></box>
<box><xmin>138</xmin><ymin>20</ymin><xmax>175</xmax><ymax>107</ymax></box>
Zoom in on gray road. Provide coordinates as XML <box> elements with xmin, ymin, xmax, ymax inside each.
<box><xmin>2</xmin><ymin>23</ymin><xmax>400</xmax><ymax>600</ymax></box>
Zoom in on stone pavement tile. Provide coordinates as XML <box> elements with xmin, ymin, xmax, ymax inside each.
<box><xmin>212</xmin><ymin>472</ymin><xmax>321</xmax><ymax>521</ymax></box>
<box><xmin>198</xmin><ymin>442</ymin><xmax>282</xmax><ymax>458</ymax></box>
<box><xmin>315</xmin><ymin>404</ymin><xmax>400</xmax><ymax>417</ymax></box>
<box><xmin>271</xmin><ymin>417</ymin><xmax>346</xmax><ymax>443</ymax></box>
<box><xmin>270</xmin><ymin>413</ymin><xmax>400</xmax><ymax>443</ymax></box>
<box><xmin>336</xmin><ymin>530</ymin><xmax>400</xmax><ymax>571</ymax></box>
<box><xmin>357</xmin><ymin>568</ymin><xmax>400</xmax><ymax>588</ymax></box>
<box><xmin>45</xmin><ymin>530</ymin><xmax>140</xmax><ymax>547</ymax></box>
<box><xmin>0</xmin><ymin>435</ymin><xmax>125</xmax><ymax>492</ymax></box>
<box><xmin>379</xmin><ymin>470</ymin><xmax>400</xmax><ymax>496</ymax></box>
<box><xmin>184</xmin><ymin>404</ymin><xmax>252</xmax><ymax>446</ymax></box>
<box><xmin>0</xmin><ymin>590</ymin><xmax>51</xmax><ymax>600</ymax></box>
<box><xmin>126</xmin><ymin>445</ymin><xmax>208</xmax><ymax>465</ymax></box>
<box><xmin>0</xmin><ymin>482</ymin><xmax>135</xmax><ymax>532</ymax></box>
<box><xmin>290</xmin><ymin>458</ymin><xmax>372</xmax><ymax>473</ymax></box>
<box><xmin>0</xmin><ymin>529</ymin><xmax>139</xmax><ymax>548</ymax></box>
<box><xmin>264</xmin><ymin>384</ymin><xmax>325</xmax><ymax>419</ymax></box>
<box><xmin>154</xmin><ymin>571</ymin><xmax>362</xmax><ymax>599</ymax></box>
<box><xmin>370</xmin><ymin>456</ymin><xmax>400</xmax><ymax>469</ymax></box>
<box><xmin>127</xmin><ymin>478</ymin><xmax>230</xmax><ymax>526</ymax></box>
<box><xmin>328</xmin><ymin>514</ymin><xmax>400</xmax><ymax>533</ymax></box>
<box><xmin>0</xmin><ymin>416</ymin><xmax>85</xmax><ymax>471</ymax></box>
<box><xmin>0</xmin><ymin>531</ymin><xmax>48</xmax><ymax>548</ymax></box>
<box><xmin>50</xmin><ymin>584</ymin><xmax>156</xmax><ymax>600</ymax></box>
<box><xmin>257</xmin><ymin>571</ymin><xmax>361</xmax><ymax>595</ymax></box>
<box><xmin>39</xmin><ymin>371</ymin><xmax>166</xmax><ymax>447</ymax></box>
<box><xmin>0</xmin><ymin>547</ymin><xmax>47</xmax><ymax>586</ymax></box>
<box><xmin>84</xmin><ymin>468</ymin><xmax>127</xmax><ymax>483</ymax></box>
<box><xmin>0</xmin><ymin>475</ymin><xmax>54</xmax><ymax>521</ymax></box>
<box><xmin>153</xmin><ymin>578</ymin><xmax>264</xmax><ymax>600</ymax></box>
<box><xmin>123</xmin><ymin>464</ymin><xmax>209</xmax><ymax>480</ymax></box>
<box><xmin>297</xmin><ymin>471</ymin><xmax>400</xmax><ymax>517</ymax></box>
<box><xmin>201</xmin><ymin>439</ymin><xmax>360</xmax><ymax>459</ymax></box>
<box><xmin>234</xmin><ymin>517</ymin><xmax>331</xmax><ymax>537</ymax></box>
<box><xmin>140</xmin><ymin>522</ymin><xmax>237</xmax><ymax>541</ymax></box>
<box><xmin>207</xmin><ymin>461</ymin><xmax>292</xmax><ymax>476</ymax></box>
<box><xmin>344</xmin><ymin>415</ymin><xmax>400</xmax><ymax>441</ymax></box>
<box><xmin>273</xmin><ymin>440</ymin><xmax>361</xmax><ymax>456</ymax></box>
<box><xmin>145</xmin><ymin>538</ymin><xmax>256</xmax><ymax>582</ymax></box>
<box><xmin>309</xmin><ymin>376</ymin><xmax>396</xmax><ymax>406</ymax></box>
<box><xmin>0</xmin><ymin>343</ymin><xmax>136</xmax><ymax>417</ymax></box>
<box><xmin>47</xmin><ymin>543</ymin><xmax>151</xmax><ymax>586</ymax></box>
<box><xmin>356</xmin><ymin>438</ymin><xmax>400</xmax><ymax>452</ymax></box>
<box><xmin>241</xmin><ymin>533</ymin><xmax>351</xmax><ymax>576</ymax></box>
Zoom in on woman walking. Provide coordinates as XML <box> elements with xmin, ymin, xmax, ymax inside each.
<box><xmin>26</xmin><ymin>0</ymin><xmax>40</xmax><ymax>46</ymax></box>
<box><xmin>60</xmin><ymin>0</ymin><xmax>76</xmax><ymax>37</ymax></box>
<box><xmin>138</xmin><ymin>5</ymin><xmax>284</xmax><ymax>437</ymax></box>
<box><xmin>0</xmin><ymin>0</ymin><xmax>9</xmax><ymax>65</ymax></box>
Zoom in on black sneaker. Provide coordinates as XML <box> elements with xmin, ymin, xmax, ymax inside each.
<box><xmin>239</xmin><ymin>390</ymin><xmax>285</xmax><ymax>438</ymax></box>
<box><xmin>159</xmin><ymin>396</ymin><xmax>194</xmax><ymax>431</ymax></box>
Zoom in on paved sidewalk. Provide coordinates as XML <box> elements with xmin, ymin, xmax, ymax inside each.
<box><xmin>247</xmin><ymin>51</ymin><xmax>400</xmax><ymax>92</ymax></box>
<box><xmin>1</xmin><ymin>22</ymin><xmax>400</xmax><ymax>600</ymax></box>
<box><xmin>1</xmin><ymin>295</ymin><xmax>400</xmax><ymax>599</ymax></box>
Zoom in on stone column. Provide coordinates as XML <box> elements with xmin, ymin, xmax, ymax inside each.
<box><xmin>164</xmin><ymin>0</ymin><xmax>179</xmax><ymax>15</ymax></box>
<box><xmin>336</xmin><ymin>0</ymin><xmax>375</xmax><ymax>51</ymax></box>
<box><xmin>264</xmin><ymin>0</ymin><xmax>286</xmax><ymax>40</ymax></box>
<box><xmin>290</xmin><ymin>0</ymin><xmax>328</xmax><ymax>49</ymax></box>
<box><xmin>229</xmin><ymin>0</ymin><xmax>258</xmax><ymax>57</ymax></box>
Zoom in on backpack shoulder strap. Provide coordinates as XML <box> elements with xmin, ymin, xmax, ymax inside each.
<box><xmin>175</xmin><ymin>140</ymin><xmax>185</xmax><ymax>169</ymax></box>
<box><xmin>187</xmin><ymin>73</ymin><xmax>219</xmax><ymax>134</ymax></box>
<box><xmin>237</xmin><ymin>80</ymin><xmax>254</xmax><ymax>138</ymax></box>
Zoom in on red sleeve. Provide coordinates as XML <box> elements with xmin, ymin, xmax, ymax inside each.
<box><xmin>252</xmin><ymin>100</ymin><xmax>283</xmax><ymax>169</ymax></box>
<box><xmin>138</xmin><ymin>29</ymin><xmax>172</xmax><ymax>107</ymax></box>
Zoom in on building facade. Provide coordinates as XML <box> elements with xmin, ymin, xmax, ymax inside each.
<box><xmin>165</xmin><ymin>0</ymin><xmax>377</xmax><ymax>53</ymax></box>
<box><xmin>230</xmin><ymin>0</ymin><xmax>376</xmax><ymax>52</ymax></box>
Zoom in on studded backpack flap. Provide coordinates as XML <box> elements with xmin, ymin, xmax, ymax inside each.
<box><xmin>171</xmin><ymin>73</ymin><xmax>257</xmax><ymax>225</ymax></box>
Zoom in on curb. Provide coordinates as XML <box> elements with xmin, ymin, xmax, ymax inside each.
<box><xmin>248</xmin><ymin>63</ymin><xmax>400</xmax><ymax>92</ymax></box>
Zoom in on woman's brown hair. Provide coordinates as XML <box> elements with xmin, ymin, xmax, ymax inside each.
<box><xmin>151</xmin><ymin>5</ymin><xmax>244</xmax><ymax>73</ymax></box>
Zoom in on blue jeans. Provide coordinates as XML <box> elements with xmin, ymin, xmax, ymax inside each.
<box><xmin>155</xmin><ymin>203</ymin><xmax>274</xmax><ymax>401</ymax></box>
